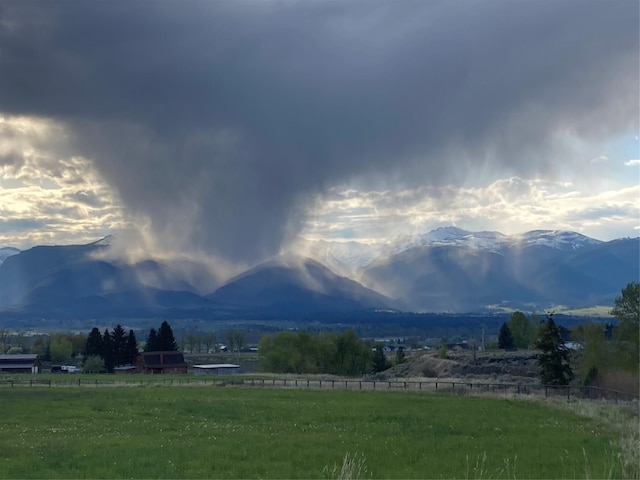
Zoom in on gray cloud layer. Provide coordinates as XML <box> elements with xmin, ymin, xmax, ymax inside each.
<box><xmin>0</xmin><ymin>1</ymin><xmax>637</xmax><ymax>263</ymax></box>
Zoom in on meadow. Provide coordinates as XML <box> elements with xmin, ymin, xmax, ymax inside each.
<box><xmin>0</xmin><ymin>385</ymin><xmax>633</xmax><ymax>479</ymax></box>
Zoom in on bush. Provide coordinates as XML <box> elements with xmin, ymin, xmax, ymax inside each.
<box><xmin>83</xmin><ymin>355</ymin><xmax>105</xmax><ymax>374</ymax></box>
<box><xmin>438</xmin><ymin>344</ymin><xmax>448</xmax><ymax>359</ymax></box>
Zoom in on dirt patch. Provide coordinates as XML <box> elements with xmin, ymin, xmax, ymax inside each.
<box><xmin>375</xmin><ymin>350</ymin><xmax>540</xmax><ymax>384</ymax></box>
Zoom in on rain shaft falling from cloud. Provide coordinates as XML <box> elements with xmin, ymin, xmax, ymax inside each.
<box><xmin>0</xmin><ymin>0</ymin><xmax>637</xmax><ymax>264</ymax></box>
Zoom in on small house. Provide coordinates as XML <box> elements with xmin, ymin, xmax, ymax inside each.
<box><xmin>0</xmin><ymin>354</ymin><xmax>42</xmax><ymax>374</ymax></box>
<box><xmin>141</xmin><ymin>351</ymin><xmax>187</xmax><ymax>374</ymax></box>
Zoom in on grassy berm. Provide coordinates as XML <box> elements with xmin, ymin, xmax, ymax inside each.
<box><xmin>0</xmin><ymin>386</ymin><xmax>635</xmax><ymax>479</ymax></box>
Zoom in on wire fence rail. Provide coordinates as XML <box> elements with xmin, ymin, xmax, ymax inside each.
<box><xmin>0</xmin><ymin>376</ymin><xmax>637</xmax><ymax>403</ymax></box>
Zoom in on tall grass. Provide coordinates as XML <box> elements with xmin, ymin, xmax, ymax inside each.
<box><xmin>0</xmin><ymin>387</ymin><xmax>628</xmax><ymax>478</ymax></box>
<box><xmin>553</xmin><ymin>398</ymin><xmax>639</xmax><ymax>479</ymax></box>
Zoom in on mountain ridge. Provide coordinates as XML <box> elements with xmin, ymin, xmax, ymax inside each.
<box><xmin>0</xmin><ymin>228</ymin><xmax>637</xmax><ymax>317</ymax></box>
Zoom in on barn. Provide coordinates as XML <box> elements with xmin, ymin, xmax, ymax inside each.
<box><xmin>0</xmin><ymin>354</ymin><xmax>42</xmax><ymax>374</ymax></box>
<box><xmin>141</xmin><ymin>351</ymin><xmax>188</xmax><ymax>374</ymax></box>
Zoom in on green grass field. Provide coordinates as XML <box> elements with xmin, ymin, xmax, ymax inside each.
<box><xmin>0</xmin><ymin>386</ymin><xmax>632</xmax><ymax>479</ymax></box>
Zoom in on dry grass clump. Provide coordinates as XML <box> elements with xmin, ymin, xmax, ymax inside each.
<box><xmin>555</xmin><ymin>398</ymin><xmax>639</xmax><ymax>479</ymax></box>
<box><xmin>323</xmin><ymin>452</ymin><xmax>369</xmax><ymax>480</ymax></box>
<box><xmin>593</xmin><ymin>370</ymin><xmax>639</xmax><ymax>397</ymax></box>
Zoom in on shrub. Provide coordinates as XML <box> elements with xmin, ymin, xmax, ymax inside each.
<box><xmin>83</xmin><ymin>355</ymin><xmax>105</xmax><ymax>373</ymax></box>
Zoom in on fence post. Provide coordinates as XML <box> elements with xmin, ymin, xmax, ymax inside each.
<box><xmin>567</xmin><ymin>386</ymin><xmax>570</xmax><ymax>401</ymax></box>
<box><xmin>545</xmin><ymin>386</ymin><xmax>548</xmax><ymax>397</ymax></box>
<box><xmin>435</xmin><ymin>382</ymin><xmax>438</xmax><ymax>389</ymax></box>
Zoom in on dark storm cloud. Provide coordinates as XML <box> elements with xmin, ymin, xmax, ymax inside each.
<box><xmin>0</xmin><ymin>0</ymin><xmax>637</xmax><ymax>262</ymax></box>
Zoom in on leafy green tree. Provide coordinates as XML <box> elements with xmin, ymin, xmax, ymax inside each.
<box><xmin>373</xmin><ymin>346</ymin><xmax>390</xmax><ymax>372</ymax></box>
<box><xmin>572</xmin><ymin>321</ymin><xmax>610</xmax><ymax>385</ymax></box>
<box><xmin>507</xmin><ymin>311</ymin><xmax>535</xmax><ymax>349</ymax></box>
<box><xmin>203</xmin><ymin>332</ymin><xmax>216</xmax><ymax>353</ymax></box>
<box><xmin>259</xmin><ymin>330</ymin><xmax>372</xmax><ymax>375</ymax></box>
<box><xmin>226</xmin><ymin>330</ymin><xmax>246</xmax><ymax>353</ymax></box>
<box><xmin>31</xmin><ymin>335</ymin><xmax>49</xmax><ymax>357</ymax></box>
<box><xmin>534</xmin><ymin>315</ymin><xmax>573</xmax><ymax>385</ymax></box>
<box><xmin>83</xmin><ymin>355</ymin><xmax>105</xmax><ymax>373</ymax></box>
<box><xmin>498</xmin><ymin>322</ymin><xmax>515</xmax><ymax>350</ymax></box>
<box><xmin>49</xmin><ymin>333</ymin><xmax>73</xmax><ymax>362</ymax></box>
<box><xmin>611</xmin><ymin>281</ymin><xmax>639</xmax><ymax>372</ymax></box>
<box><xmin>335</xmin><ymin>330</ymin><xmax>372</xmax><ymax>376</ymax></box>
<box><xmin>185</xmin><ymin>331</ymin><xmax>200</xmax><ymax>353</ymax></box>
<box><xmin>316</xmin><ymin>332</ymin><xmax>338</xmax><ymax>373</ymax></box>
<box><xmin>156</xmin><ymin>321</ymin><xmax>179</xmax><ymax>351</ymax></box>
<box><xmin>611</xmin><ymin>281</ymin><xmax>640</xmax><ymax>326</ymax></box>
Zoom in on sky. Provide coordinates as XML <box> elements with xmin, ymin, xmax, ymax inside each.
<box><xmin>0</xmin><ymin>0</ymin><xmax>638</xmax><ymax>267</ymax></box>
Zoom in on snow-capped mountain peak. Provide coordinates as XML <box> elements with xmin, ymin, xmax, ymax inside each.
<box><xmin>513</xmin><ymin>230</ymin><xmax>602</xmax><ymax>250</ymax></box>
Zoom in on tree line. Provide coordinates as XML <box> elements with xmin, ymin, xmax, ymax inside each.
<box><xmin>258</xmin><ymin>329</ymin><xmax>377</xmax><ymax>376</ymax></box>
<box><xmin>84</xmin><ymin>325</ymin><xmax>139</xmax><ymax>373</ymax></box>
<box><xmin>495</xmin><ymin>282</ymin><xmax>639</xmax><ymax>389</ymax></box>
<box><xmin>83</xmin><ymin>320</ymin><xmax>180</xmax><ymax>373</ymax></box>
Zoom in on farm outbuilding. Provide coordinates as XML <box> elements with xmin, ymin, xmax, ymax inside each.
<box><xmin>141</xmin><ymin>351</ymin><xmax>188</xmax><ymax>374</ymax></box>
<box><xmin>193</xmin><ymin>364</ymin><xmax>240</xmax><ymax>375</ymax></box>
<box><xmin>0</xmin><ymin>354</ymin><xmax>42</xmax><ymax>374</ymax></box>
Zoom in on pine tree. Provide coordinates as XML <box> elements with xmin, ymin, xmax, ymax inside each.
<box><xmin>84</xmin><ymin>327</ymin><xmax>103</xmax><ymax>358</ymax></box>
<box><xmin>498</xmin><ymin>322</ymin><xmax>515</xmax><ymax>350</ymax></box>
<box><xmin>126</xmin><ymin>330</ymin><xmax>138</xmax><ymax>365</ymax></box>
<box><xmin>373</xmin><ymin>346</ymin><xmax>390</xmax><ymax>372</ymax></box>
<box><xmin>144</xmin><ymin>328</ymin><xmax>158</xmax><ymax>352</ymax></box>
<box><xmin>534</xmin><ymin>315</ymin><xmax>573</xmax><ymax>385</ymax></box>
<box><xmin>111</xmin><ymin>324</ymin><xmax>127</xmax><ymax>367</ymax></box>
<box><xmin>395</xmin><ymin>346</ymin><xmax>406</xmax><ymax>365</ymax></box>
<box><xmin>101</xmin><ymin>328</ymin><xmax>115</xmax><ymax>373</ymax></box>
<box><xmin>157</xmin><ymin>321</ymin><xmax>179</xmax><ymax>351</ymax></box>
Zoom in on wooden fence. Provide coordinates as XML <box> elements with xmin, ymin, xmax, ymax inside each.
<box><xmin>0</xmin><ymin>377</ymin><xmax>637</xmax><ymax>402</ymax></box>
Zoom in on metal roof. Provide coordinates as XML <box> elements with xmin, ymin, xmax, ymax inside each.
<box><xmin>0</xmin><ymin>363</ymin><xmax>39</xmax><ymax>369</ymax></box>
<box><xmin>0</xmin><ymin>354</ymin><xmax>38</xmax><ymax>361</ymax></box>
<box><xmin>193</xmin><ymin>364</ymin><xmax>240</xmax><ymax>369</ymax></box>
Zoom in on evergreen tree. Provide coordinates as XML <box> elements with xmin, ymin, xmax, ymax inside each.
<box><xmin>395</xmin><ymin>346</ymin><xmax>406</xmax><ymax>365</ymax></box>
<box><xmin>155</xmin><ymin>321</ymin><xmax>179</xmax><ymax>351</ymax></box>
<box><xmin>111</xmin><ymin>324</ymin><xmax>127</xmax><ymax>366</ymax></box>
<box><xmin>373</xmin><ymin>346</ymin><xmax>390</xmax><ymax>373</ymax></box>
<box><xmin>534</xmin><ymin>315</ymin><xmax>573</xmax><ymax>385</ymax></box>
<box><xmin>144</xmin><ymin>328</ymin><xmax>158</xmax><ymax>352</ymax></box>
<box><xmin>84</xmin><ymin>327</ymin><xmax>103</xmax><ymax>358</ymax></box>
<box><xmin>126</xmin><ymin>330</ymin><xmax>138</xmax><ymax>365</ymax></box>
<box><xmin>498</xmin><ymin>322</ymin><xmax>515</xmax><ymax>350</ymax></box>
<box><xmin>101</xmin><ymin>328</ymin><xmax>115</xmax><ymax>373</ymax></box>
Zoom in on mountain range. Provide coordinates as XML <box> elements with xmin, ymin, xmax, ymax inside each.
<box><xmin>0</xmin><ymin>227</ymin><xmax>637</xmax><ymax>319</ymax></box>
